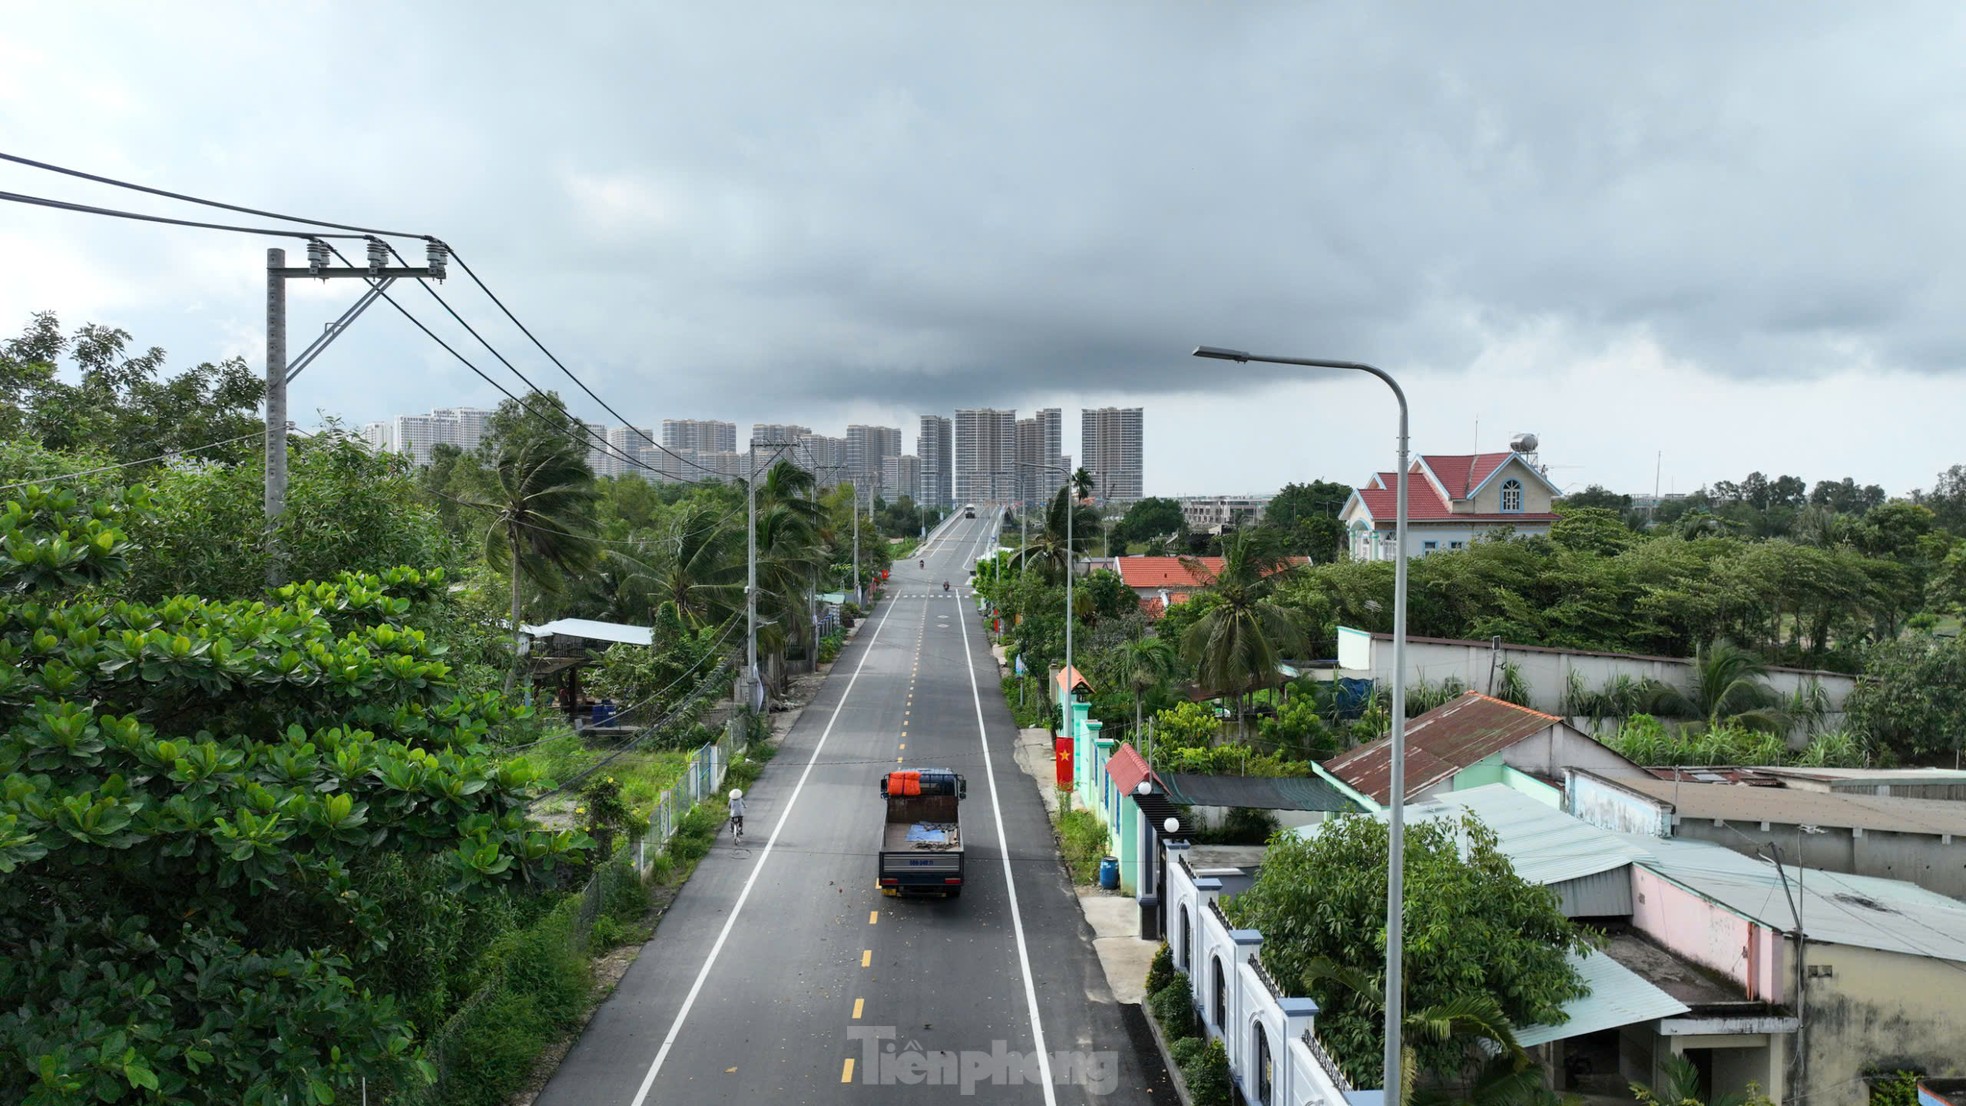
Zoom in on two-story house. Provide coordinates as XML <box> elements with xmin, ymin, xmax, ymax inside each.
<box><xmin>1338</xmin><ymin>449</ymin><xmax>1562</xmax><ymax>560</ymax></box>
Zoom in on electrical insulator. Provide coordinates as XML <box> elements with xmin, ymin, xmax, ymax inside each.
<box><xmin>426</xmin><ymin>240</ymin><xmax>449</xmax><ymax>281</ymax></box>
<box><xmin>366</xmin><ymin>238</ymin><xmax>388</xmax><ymax>275</ymax></box>
<box><xmin>306</xmin><ymin>239</ymin><xmax>330</xmax><ymax>276</ymax></box>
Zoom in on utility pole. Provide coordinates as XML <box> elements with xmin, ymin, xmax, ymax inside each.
<box><xmin>264</xmin><ymin>237</ymin><xmax>447</xmax><ymax>584</ymax></box>
<box><xmin>744</xmin><ymin>438</ymin><xmax>795</xmax><ymax>710</ymax></box>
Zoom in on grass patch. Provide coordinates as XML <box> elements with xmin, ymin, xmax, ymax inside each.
<box><xmin>1057</xmin><ymin>807</ymin><xmax>1109</xmax><ymax>885</ymax></box>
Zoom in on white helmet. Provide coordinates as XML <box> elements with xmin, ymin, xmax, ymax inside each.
<box><xmin>729</xmin><ymin>788</ymin><xmax>743</xmax><ymax>801</ymax></box>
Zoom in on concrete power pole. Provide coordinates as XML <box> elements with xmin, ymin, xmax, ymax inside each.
<box><xmin>264</xmin><ymin>238</ymin><xmax>447</xmax><ymax>585</ymax></box>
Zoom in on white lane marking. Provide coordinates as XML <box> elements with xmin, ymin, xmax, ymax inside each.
<box><xmin>953</xmin><ymin>579</ymin><xmax>1058</xmax><ymax>1104</ymax></box>
<box><xmin>627</xmin><ymin>590</ymin><xmax>903</xmax><ymax>1105</ymax></box>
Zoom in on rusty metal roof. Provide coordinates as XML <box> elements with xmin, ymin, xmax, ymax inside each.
<box><xmin>1322</xmin><ymin>692</ymin><xmax>1565</xmax><ymax>805</ymax></box>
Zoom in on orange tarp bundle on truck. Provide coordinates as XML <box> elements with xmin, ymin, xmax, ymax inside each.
<box><xmin>886</xmin><ymin>770</ymin><xmax>921</xmax><ymax>796</ymax></box>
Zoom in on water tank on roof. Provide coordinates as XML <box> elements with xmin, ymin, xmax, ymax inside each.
<box><xmin>1510</xmin><ymin>433</ymin><xmax>1539</xmax><ymax>453</ymax></box>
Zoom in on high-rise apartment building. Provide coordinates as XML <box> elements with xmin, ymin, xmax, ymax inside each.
<box><xmin>916</xmin><ymin>415</ymin><xmax>953</xmax><ymax>508</ymax></box>
<box><xmin>882</xmin><ymin>455</ymin><xmax>922</xmax><ymax>505</ymax></box>
<box><xmin>359</xmin><ymin>422</ymin><xmax>393</xmax><ymax>453</ymax></box>
<box><xmin>605</xmin><ymin>426</ymin><xmax>656</xmax><ymax>478</ymax></box>
<box><xmin>751</xmin><ymin>424</ymin><xmax>811</xmax><ymax>448</ymax></box>
<box><xmin>1081</xmin><ymin>407</ymin><xmax>1144</xmax><ymax>504</ymax></box>
<box><xmin>798</xmin><ymin>434</ymin><xmax>849</xmax><ymax>488</ymax></box>
<box><xmin>846</xmin><ymin>425</ymin><xmax>902</xmax><ymax>495</ymax></box>
<box><xmin>1014</xmin><ymin>408</ymin><xmax>1065</xmax><ymax>505</ymax></box>
<box><xmin>382</xmin><ymin>406</ymin><xmax>496</xmax><ymax>466</ymax></box>
<box><xmin>954</xmin><ymin>408</ymin><xmax>1017</xmax><ymax>503</ymax></box>
<box><xmin>430</xmin><ymin>407</ymin><xmax>492</xmax><ymax>454</ymax></box>
<box><xmin>662</xmin><ymin>419</ymin><xmax>736</xmax><ymax>455</ymax></box>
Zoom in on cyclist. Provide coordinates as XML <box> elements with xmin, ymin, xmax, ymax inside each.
<box><xmin>728</xmin><ymin>788</ymin><xmax>746</xmax><ymax>841</ymax></box>
<box><xmin>918</xmin><ymin>559</ymin><xmax>924</xmax><ymax>569</ymax></box>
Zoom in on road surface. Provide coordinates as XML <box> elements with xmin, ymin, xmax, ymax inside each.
<box><xmin>532</xmin><ymin>509</ymin><xmax>1169</xmax><ymax>1104</ymax></box>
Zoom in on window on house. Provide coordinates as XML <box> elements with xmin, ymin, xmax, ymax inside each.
<box><xmin>1450</xmin><ymin>541</ymin><xmax>1465</xmax><ymax>549</ymax></box>
<box><xmin>1422</xmin><ymin>540</ymin><xmax>1438</xmax><ymax>553</ymax></box>
<box><xmin>1211</xmin><ymin>956</ymin><xmax>1227</xmax><ymax>1029</ymax></box>
<box><xmin>1501</xmin><ymin>478</ymin><xmax>1523</xmax><ymax>512</ymax></box>
<box><xmin>1254</xmin><ymin>1021</ymin><xmax>1273</xmax><ymax>1104</ymax></box>
<box><xmin>1180</xmin><ymin>910</ymin><xmax>1192</xmax><ymax>972</ymax></box>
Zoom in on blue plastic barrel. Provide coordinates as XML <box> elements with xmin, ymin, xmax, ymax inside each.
<box><xmin>1098</xmin><ymin>856</ymin><xmax>1120</xmax><ymax>890</ymax></box>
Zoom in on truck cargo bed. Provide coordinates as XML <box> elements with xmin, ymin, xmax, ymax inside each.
<box><xmin>882</xmin><ymin>820</ymin><xmax>961</xmax><ymax>852</ymax></box>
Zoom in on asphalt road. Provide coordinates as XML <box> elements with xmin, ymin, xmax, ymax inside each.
<box><xmin>532</xmin><ymin>510</ymin><xmax>1170</xmax><ymax>1104</ymax></box>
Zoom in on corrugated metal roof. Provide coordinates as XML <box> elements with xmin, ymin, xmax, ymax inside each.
<box><xmin>1163</xmin><ymin>772</ymin><xmax>1359</xmax><ymax>813</ymax></box>
<box><xmin>1614</xmin><ymin>775</ymin><xmax>1966</xmax><ymax>836</ymax></box>
<box><xmin>1429</xmin><ymin>787</ymin><xmax>1655</xmax><ymax>886</ymax></box>
<box><xmin>1631</xmin><ymin>834</ymin><xmax>1966</xmax><ymax>963</ymax></box>
<box><xmin>1105</xmin><ymin>743</ymin><xmax>1152</xmax><ymax>795</ymax></box>
<box><xmin>1515</xmin><ymin>948</ymin><xmax>1690</xmax><ymax>1047</ymax></box>
<box><xmin>1322</xmin><ymin>693</ymin><xmax>1568</xmax><ymax>805</ymax></box>
<box><xmin>521</xmin><ymin>618</ymin><xmax>653</xmax><ymax>646</ymax></box>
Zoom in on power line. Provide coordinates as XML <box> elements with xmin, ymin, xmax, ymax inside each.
<box><xmin>0</xmin><ymin>431</ymin><xmax>264</xmax><ymax>493</ymax></box>
<box><xmin>376</xmin><ymin>242</ymin><xmax>722</xmax><ymax>480</ymax></box>
<box><xmin>0</xmin><ymin>150</ymin><xmax>426</xmax><ymax>238</ymax></box>
<box><xmin>0</xmin><ymin>187</ymin><xmax>368</xmax><ymax>240</ymax></box>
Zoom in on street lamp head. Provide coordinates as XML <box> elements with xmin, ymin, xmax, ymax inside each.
<box><xmin>1192</xmin><ymin>345</ymin><xmax>1251</xmax><ymax>362</ymax></box>
<box><xmin>1163</xmin><ymin>816</ymin><xmax>1181</xmax><ymax>836</ymax></box>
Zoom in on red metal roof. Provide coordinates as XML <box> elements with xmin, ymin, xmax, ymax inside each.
<box><xmin>1105</xmin><ymin>741</ymin><xmax>1154</xmax><ymax>795</ymax></box>
<box><xmin>1422</xmin><ymin>453</ymin><xmax>1512</xmax><ymax>499</ymax></box>
<box><xmin>1322</xmin><ymin>692</ymin><xmax>1566</xmax><ymax>805</ymax></box>
<box><xmin>1113</xmin><ymin>556</ymin><xmax>1307</xmax><ymax>590</ymax></box>
<box><xmin>1350</xmin><ymin>453</ymin><xmax>1560</xmax><ymax>525</ymax></box>
<box><xmin>1356</xmin><ymin>477</ymin><xmax>1456</xmax><ymax>521</ymax></box>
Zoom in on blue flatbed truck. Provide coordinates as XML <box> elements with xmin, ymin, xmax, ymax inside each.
<box><xmin>877</xmin><ymin>768</ymin><xmax>967</xmax><ymax>898</ymax></box>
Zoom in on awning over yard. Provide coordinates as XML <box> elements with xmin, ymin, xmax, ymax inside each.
<box><xmin>1514</xmin><ymin>947</ymin><xmax>1690</xmax><ymax>1047</ymax></box>
<box><xmin>521</xmin><ymin>618</ymin><xmax>654</xmax><ymax>646</ymax></box>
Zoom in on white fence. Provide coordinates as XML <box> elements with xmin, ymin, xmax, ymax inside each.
<box><xmin>1164</xmin><ymin>840</ymin><xmax>1359</xmax><ymax>1106</ymax></box>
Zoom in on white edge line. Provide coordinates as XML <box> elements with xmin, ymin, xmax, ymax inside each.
<box><xmin>626</xmin><ymin>584</ymin><xmax>904</xmax><ymax>1106</ymax></box>
<box><xmin>954</xmin><ymin>551</ymin><xmax>1059</xmax><ymax>1103</ymax></box>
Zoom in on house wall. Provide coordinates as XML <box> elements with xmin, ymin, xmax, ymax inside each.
<box><xmin>1466</xmin><ymin>456</ymin><xmax>1556</xmax><ymax>515</ymax></box>
<box><xmin>1343</xmin><ymin>632</ymin><xmax>1853</xmax><ymax>737</ymax></box>
<box><xmin>1802</xmin><ymin>943</ymin><xmax>1966</xmax><ymax>1104</ymax></box>
<box><xmin>1630</xmin><ymin>866</ymin><xmax>1783</xmax><ymax>1003</ymax></box>
<box><xmin>1569</xmin><ymin>770</ymin><xmax>1675</xmax><ymax>837</ymax></box>
<box><xmin>1669</xmin><ymin>821</ymin><xmax>1966</xmax><ymax>901</ymax></box>
<box><xmin>1496</xmin><ymin>723</ymin><xmax>1642</xmax><ymax>779</ymax></box>
<box><xmin>1166</xmin><ymin>845</ymin><xmax>1356</xmax><ymax>1105</ymax></box>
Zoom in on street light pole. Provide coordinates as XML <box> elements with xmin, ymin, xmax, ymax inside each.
<box><xmin>1194</xmin><ymin>344</ymin><xmax>1411</xmax><ymax>1095</ymax></box>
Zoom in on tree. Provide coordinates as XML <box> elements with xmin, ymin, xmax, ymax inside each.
<box><xmin>0</xmin><ymin>484</ymin><xmax>586</xmax><ymax>1104</ymax></box>
<box><xmin>1847</xmin><ymin>634</ymin><xmax>1966</xmax><ymax>764</ymax></box>
<box><xmin>1107</xmin><ymin>635</ymin><xmax>1180</xmax><ymax>740</ymax></box>
<box><xmin>1300</xmin><ymin>959</ymin><xmax>1536</xmax><ymax>1106</ymax></box>
<box><xmin>1020</xmin><ymin>484</ymin><xmax>1100</xmax><ymax>584</ymax></box>
<box><xmin>1263</xmin><ymin>480</ymin><xmax>1354</xmax><ymax>561</ymax></box>
<box><xmin>1913</xmin><ymin>464</ymin><xmax>1966</xmax><ymax>534</ymax></box>
<box><xmin>1647</xmin><ymin>640</ymin><xmax>1790</xmax><ymax>733</ymax></box>
<box><xmin>1549</xmin><ymin>506</ymin><xmax>1635</xmax><ymax>557</ymax></box>
<box><xmin>1114</xmin><ymin>496</ymin><xmax>1186</xmax><ymax>549</ymax></box>
<box><xmin>1556</xmin><ymin>484</ymin><xmax>1632</xmax><ymax>513</ymax></box>
<box><xmin>0</xmin><ymin>311</ymin><xmax>263</xmax><ymax>470</ymax></box>
<box><xmin>472</xmin><ymin>426</ymin><xmax>601</xmax><ymax>690</ymax></box>
<box><xmin>1632</xmin><ymin>1055</ymin><xmax>1775</xmax><ymax>1106</ymax></box>
<box><xmin>1228</xmin><ymin>812</ymin><xmax>1589</xmax><ymax>1086</ymax></box>
<box><xmin>1179</xmin><ymin>530</ymin><xmax>1308</xmax><ymax>737</ymax></box>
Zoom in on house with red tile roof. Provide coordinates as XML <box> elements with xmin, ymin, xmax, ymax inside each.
<box><xmin>1338</xmin><ymin>449</ymin><xmax>1562</xmax><ymax>561</ymax></box>
<box><xmin>1100</xmin><ymin>555</ymin><xmax>1309</xmax><ymax>617</ymax></box>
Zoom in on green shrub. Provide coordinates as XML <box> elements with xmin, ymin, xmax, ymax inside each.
<box><xmin>443</xmin><ymin>988</ymin><xmax>552</xmax><ymax>1106</ymax></box>
<box><xmin>1196</xmin><ymin>806</ymin><xmax>1280</xmax><ymax>846</ymax></box>
<box><xmin>1167</xmin><ymin>1035</ymin><xmax>1207</xmax><ymax>1069</ymax></box>
<box><xmin>1057</xmin><ymin>808</ymin><xmax>1110</xmax><ymax>884</ymax></box>
<box><xmin>497</xmin><ymin>897</ymin><xmax>591</xmax><ymax>1029</ymax></box>
<box><xmin>1181</xmin><ymin>1038</ymin><xmax>1233</xmax><ymax>1106</ymax></box>
<box><xmin>1145</xmin><ymin>942</ymin><xmax>1174</xmax><ymax>996</ymax></box>
<box><xmin>1149</xmin><ymin>973</ymin><xmax>1197</xmax><ymax>1040</ymax></box>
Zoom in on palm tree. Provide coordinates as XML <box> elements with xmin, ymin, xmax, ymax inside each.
<box><xmin>750</xmin><ymin>462</ymin><xmax>827</xmax><ymax>688</ymax></box>
<box><xmin>476</xmin><ymin>433</ymin><xmax>600</xmax><ymax>691</ymax></box>
<box><xmin>1019</xmin><ymin>484</ymin><xmax>1098</xmax><ymax>584</ymax></box>
<box><xmin>1648</xmin><ymin>639</ymin><xmax>1790</xmax><ymax>733</ymax></box>
<box><xmin>1631</xmin><ymin>1055</ymin><xmax>1766</xmax><ymax>1106</ymax></box>
<box><xmin>1109</xmin><ymin>635</ymin><xmax>1180</xmax><ymax>744</ymax></box>
<box><xmin>1179</xmin><ymin>529</ymin><xmax>1307</xmax><ymax>738</ymax></box>
<box><xmin>650</xmin><ymin>500</ymin><xmax>744</xmax><ymax>629</ymax></box>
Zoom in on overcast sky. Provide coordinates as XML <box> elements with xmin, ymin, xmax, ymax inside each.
<box><xmin>4</xmin><ymin>2</ymin><xmax>1964</xmax><ymax>498</ymax></box>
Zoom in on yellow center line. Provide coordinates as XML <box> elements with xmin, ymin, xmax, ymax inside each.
<box><xmin>861</xmin><ymin>949</ymin><xmax>872</xmax><ymax>967</ymax></box>
<box><xmin>868</xmin><ymin>910</ymin><xmax>879</xmax><ymax>925</ymax></box>
<box><xmin>852</xmin><ymin>997</ymin><xmax>864</xmax><ymax>1019</ymax></box>
<box><xmin>841</xmin><ymin>1057</ymin><xmax>856</xmax><ymax>1083</ymax></box>
<box><xmin>899</xmin><ymin>742</ymin><xmax>905</xmax><ymax>750</ymax></box>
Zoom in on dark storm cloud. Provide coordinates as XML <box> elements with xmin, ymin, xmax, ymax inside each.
<box><xmin>5</xmin><ymin>1</ymin><xmax>1965</xmax><ymax>434</ymax></box>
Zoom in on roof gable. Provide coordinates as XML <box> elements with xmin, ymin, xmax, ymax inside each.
<box><xmin>1104</xmin><ymin>742</ymin><xmax>1153</xmax><ymax>795</ymax></box>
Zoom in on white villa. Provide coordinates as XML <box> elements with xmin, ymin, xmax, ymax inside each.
<box><xmin>1339</xmin><ymin>449</ymin><xmax>1562</xmax><ymax>560</ymax></box>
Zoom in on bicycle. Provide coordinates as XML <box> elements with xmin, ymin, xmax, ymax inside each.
<box><xmin>728</xmin><ymin>788</ymin><xmax>746</xmax><ymax>843</ymax></box>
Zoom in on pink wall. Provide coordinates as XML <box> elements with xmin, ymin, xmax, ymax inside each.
<box><xmin>1630</xmin><ymin>867</ymin><xmax>1782</xmax><ymax>1003</ymax></box>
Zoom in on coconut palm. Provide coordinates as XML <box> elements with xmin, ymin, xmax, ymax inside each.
<box><xmin>1108</xmin><ymin>635</ymin><xmax>1180</xmax><ymax>741</ymax></box>
<box><xmin>475</xmin><ymin>432</ymin><xmax>600</xmax><ymax>690</ymax></box>
<box><xmin>1179</xmin><ymin>529</ymin><xmax>1307</xmax><ymax>738</ymax></box>
<box><xmin>648</xmin><ymin>500</ymin><xmax>744</xmax><ymax>629</ymax></box>
<box><xmin>1019</xmin><ymin>484</ymin><xmax>1099</xmax><ymax>584</ymax></box>
<box><xmin>1648</xmin><ymin>639</ymin><xmax>1791</xmax><ymax>733</ymax></box>
<box><xmin>750</xmin><ymin>461</ymin><xmax>828</xmax><ymax>686</ymax></box>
